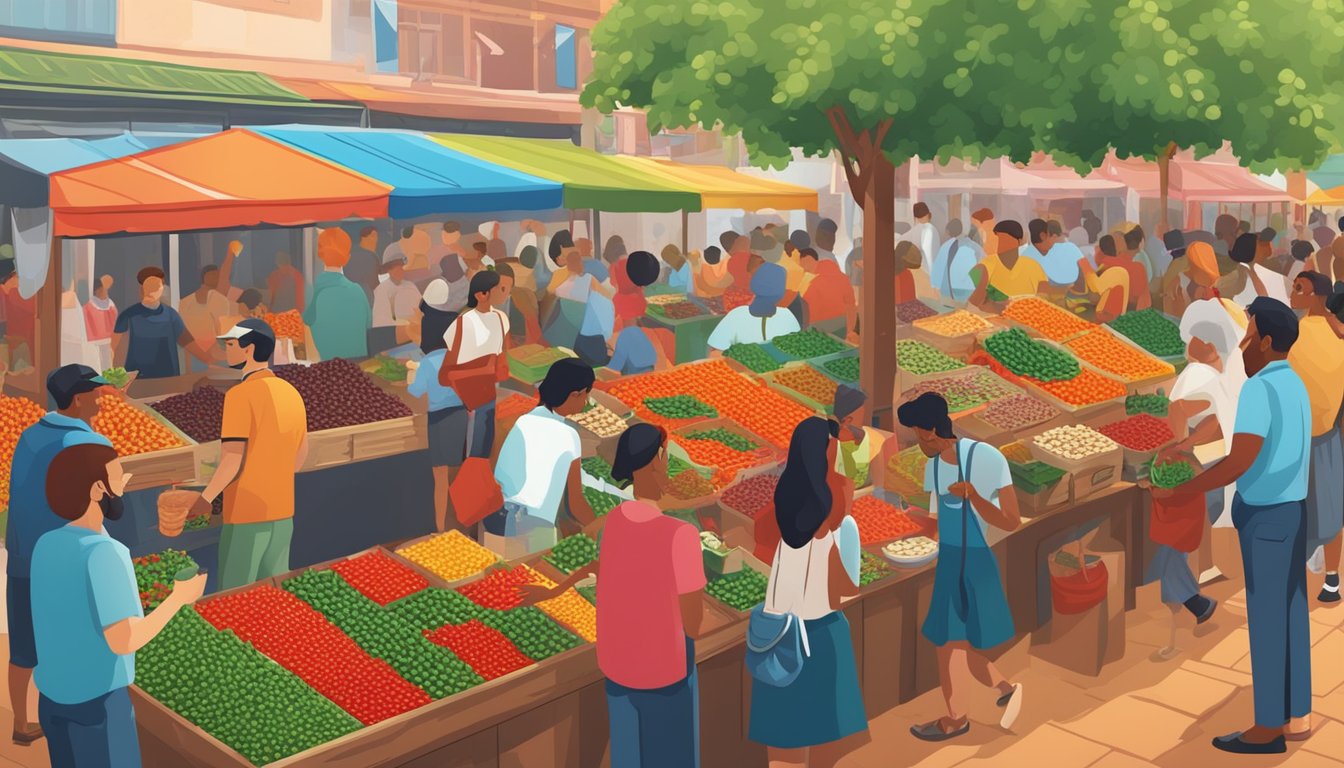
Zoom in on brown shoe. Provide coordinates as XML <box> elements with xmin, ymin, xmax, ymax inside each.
<box><xmin>12</xmin><ymin>726</ymin><xmax>43</xmax><ymax>746</ymax></box>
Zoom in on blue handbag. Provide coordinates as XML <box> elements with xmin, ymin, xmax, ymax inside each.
<box><xmin>745</xmin><ymin>542</ymin><xmax>813</xmax><ymax>687</ymax></box>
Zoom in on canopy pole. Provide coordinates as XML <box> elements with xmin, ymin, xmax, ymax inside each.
<box><xmin>168</xmin><ymin>234</ymin><xmax>181</xmax><ymax>309</ymax></box>
<box><xmin>681</xmin><ymin>210</ymin><xmax>689</xmax><ymax>254</ymax></box>
<box><xmin>594</xmin><ymin>210</ymin><xmax>602</xmax><ymax>252</ymax></box>
<box><xmin>35</xmin><ymin>235</ymin><xmax>62</xmax><ymax>391</ymax></box>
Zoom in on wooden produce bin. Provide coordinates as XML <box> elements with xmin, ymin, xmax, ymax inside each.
<box><xmin>909</xmin><ymin>309</ymin><xmax>996</xmax><ymax>357</ymax></box>
<box><xmin>1063</xmin><ymin>326</ymin><xmax>1177</xmax><ymax>396</ymax></box>
<box><xmin>302</xmin><ymin>415</ymin><xmax>425</xmax><ymax>472</ymax></box>
<box><xmin>119</xmin><ymin>399</ymin><xmax>202</xmax><ymax>492</ymax></box>
<box><xmin>389</xmin><ymin>530</ymin><xmax>503</xmax><ymax>590</ymax></box>
<box><xmin>1031</xmin><ymin>437</ymin><xmax>1124</xmax><ymax>504</ymax></box>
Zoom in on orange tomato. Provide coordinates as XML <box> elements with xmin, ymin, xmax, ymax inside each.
<box><xmin>1064</xmin><ymin>329</ymin><xmax>1174</xmax><ymax>383</ymax></box>
<box><xmin>92</xmin><ymin>395</ymin><xmax>185</xmax><ymax>456</ymax></box>
<box><xmin>1002</xmin><ymin>297</ymin><xmax>1095</xmax><ymax>342</ymax></box>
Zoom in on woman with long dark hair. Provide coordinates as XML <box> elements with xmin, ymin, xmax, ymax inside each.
<box><xmin>748</xmin><ymin>417</ymin><xmax>866</xmax><ymax>766</ymax></box>
<box><xmin>899</xmin><ymin>393</ymin><xmax>1022</xmax><ymax>742</ymax></box>
<box><xmin>407</xmin><ymin>270</ymin><xmax>510</xmax><ymax>532</ymax></box>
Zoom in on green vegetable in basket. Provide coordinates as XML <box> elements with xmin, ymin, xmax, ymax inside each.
<box><xmin>821</xmin><ymin>356</ymin><xmax>860</xmax><ymax>382</ymax></box>
<box><xmin>684</xmin><ymin>427</ymin><xmax>759</xmax><ymax>453</ymax></box>
<box><xmin>1149</xmin><ymin>460</ymin><xmax>1196</xmax><ymax>489</ymax></box>
<box><xmin>1125</xmin><ymin>392</ymin><xmax>1170</xmax><ymax>417</ymax></box>
<box><xmin>725</xmin><ymin>343</ymin><xmax>781</xmax><ymax>373</ymax></box>
<box><xmin>706</xmin><ymin>568</ymin><xmax>769</xmax><ymax>611</ymax></box>
<box><xmin>1109</xmin><ymin>309</ymin><xmax>1183</xmax><ymax>357</ymax></box>
<box><xmin>770</xmin><ymin>329</ymin><xmax>847</xmax><ymax>360</ymax></box>
<box><xmin>101</xmin><ymin>367</ymin><xmax>131</xmax><ymax>389</ymax></box>
<box><xmin>582</xmin><ymin>486</ymin><xmax>622</xmax><ymax>517</ymax></box>
<box><xmin>581</xmin><ymin>456</ymin><xmax>626</xmax><ymax>488</ymax></box>
<box><xmin>643</xmin><ymin>395</ymin><xmax>717</xmax><ymax>420</ymax></box>
<box><xmin>544</xmin><ymin>534</ymin><xmax>599</xmax><ymax>574</ymax></box>
<box><xmin>895</xmin><ymin>340</ymin><xmax>966</xmax><ymax>376</ymax></box>
<box><xmin>983</xmin><ymin>328</ymin><xmax>1080</xmax><ymax>382</ymax></box>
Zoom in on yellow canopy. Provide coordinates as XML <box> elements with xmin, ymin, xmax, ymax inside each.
<box><xmin>1306</xmin><ymin>184</ymin><xmax>1344</xmax><ymax>206</ymax></box>
<box><xmin>612</xmin><ymin>156</ymin><xmax>818</xmax><ymax>212</ymax></box>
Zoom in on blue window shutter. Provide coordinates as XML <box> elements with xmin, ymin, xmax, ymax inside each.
<box><xmin>373</xmin><ymin>0</ymin><xmax>399</xmax><ymax>73</ymax></box>
<box><xmin>555</xmin><ymin>24</ymin><xmax>576</xmax><ymax>89</ymax></box>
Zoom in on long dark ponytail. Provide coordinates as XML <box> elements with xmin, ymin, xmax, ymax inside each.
<box><xmin>774</xmin><ymin>417</ymin><xmax>839</xmax><ymax>549</ymax></box>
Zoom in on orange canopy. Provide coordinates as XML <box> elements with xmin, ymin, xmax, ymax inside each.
<box><xmin>49</xmin><ymin>129</ymin><xmax>391</xmax><ymax>237</ymax></box>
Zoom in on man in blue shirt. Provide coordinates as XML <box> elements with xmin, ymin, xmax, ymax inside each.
<box><xmin>1025</xmin><ymin>219</ymin><xmax>1085</xmax><ymax>289</ymax></box>
<box><xmin>930</xmin><ymin>219</ymin><xmax>983</xmax><ymax>302</ymax></box>
<box><xmin>32</xmin><ymin>442</ymin><xmax>206</xmax><ymax>767</ymax></box>
<box><xmin>112</xmin><ymin>267</ymin><xmax>214</xmax><ymax>379</ymax></box>
<box><xmin>1155</xmin><ymin>297</ymin><xmax>1312</xmax><ymax>755</ymax></box>
<box><xmin>5</xmin><ymin>365</ymin><xmax>113</xmax><ymax>746</ymax></box>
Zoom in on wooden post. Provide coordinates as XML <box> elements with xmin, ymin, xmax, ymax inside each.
<box><xmin>682</xmin><ymin>209</ymin><xmax>689</xmax><ymax>255</ymax></box>
<box><xmin>1156</xmin><ymin>141</ymin><xmax>1177</xmax><ymax>236</ymax></box>
<box><xmin>593</xmin><ymin>210</ymin><xmax>602</xmax><ymax>253</ymax></box>
<box><xmin>863</xmin><ymin>155</ymin><xmax>897</xmax><ymax>430</ymax></box>
<box><xmin>34</xmin><ymin>236</ymin><xmax>62</xmax><ymax>384</ymax></box>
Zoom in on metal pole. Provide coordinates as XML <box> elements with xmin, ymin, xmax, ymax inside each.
<box><xmin>594</xmin><ymin>210</ymin><xmax>602</xmax><ymax>252</ymax></box>
<box><xmin>681</xmin><ymin>209</ymin><xmax>689</xmax><ymax>254</ymax></box>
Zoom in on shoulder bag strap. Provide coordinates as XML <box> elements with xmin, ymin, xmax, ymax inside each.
<box><xmin>761</xmin><ymin>315</ymin><xmax>769</xmax><ymax>342</ymax></box>
<box><xmin>944</xmin><ymin>239</ymin><xmax>960</xmax><ymax>297</ymax></box>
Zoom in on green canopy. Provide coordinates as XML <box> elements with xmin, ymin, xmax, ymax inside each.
<box><xmin>431</xmin><ymin>134</ymin><xmax>701</xmax><ymax>212</ymax></box>
<box><xmin>0</xmin><ymin>45</ymin><xmax>330</xmax><ymax>108</ymax></box>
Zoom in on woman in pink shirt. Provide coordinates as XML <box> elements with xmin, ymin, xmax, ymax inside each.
<box><xmin>525</xmin><ymin>424</ymin><xmax>706</xmax><ymax>767</ymax></box>
<box><xmin>83</xmin><ymin>276</ymin><xmax>118</xmax><ymax>371</ymax></box>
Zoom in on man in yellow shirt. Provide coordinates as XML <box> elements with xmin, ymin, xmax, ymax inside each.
<box><xmin>969</xmin><ymin>220</ymin><xmax>1050</xmax><ymax>310</ymax></box>
<box><xmin>1285</xmin><ymin>273</ymin><xmax>1344</xmax><ymax>603</ymax></box>
<box><xmin>189</xmin><ymin>318</ymin><xmax>309</xmax><ymax>589</ymax></box>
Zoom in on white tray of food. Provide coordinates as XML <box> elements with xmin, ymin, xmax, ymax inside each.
<box><xmin>882</xmin><ymin>536</ymin><xmax>939</xmax><ymax>568</ymax></box>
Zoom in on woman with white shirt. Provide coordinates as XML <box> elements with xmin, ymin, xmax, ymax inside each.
<box><xmin>748</xmin><ymin>417</ymin><xmax>866</xmax><ymax>766</ymax></box>
<box><xmin>900</xmin><ymin>393</ymin><xmax>1023</xmax><ymax>742</ymax></box>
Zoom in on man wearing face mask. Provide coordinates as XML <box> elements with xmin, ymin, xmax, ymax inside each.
<box><xmin>4</xmin><ymin>365</ymin><xmax>114</xmax><ymax>748</ymax></box>
<box><xmin>31</xmin><ymin>442</ymin><xmax>207</xmax><ymax>767</ymax></box>
<box><xmin>189</xmin><ymin>319</ymin><xmax>309</xmax><ymax>589</ymax></box>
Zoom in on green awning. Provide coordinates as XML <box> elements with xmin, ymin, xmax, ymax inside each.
<box><xmin>0</xmin><ymin>45</ymin><xmax>333</xmax><ymax>109</ymax></box>
<box><xmin>431</xmin><ymin>134</ymin><xmax>702</xmax><ymax>212</ymax></box>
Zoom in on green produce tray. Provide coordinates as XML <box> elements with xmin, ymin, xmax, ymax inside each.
<box><xmin>762</xmin><ymin>365</ymin><xmax>835</xmax><ymax>416</ymax></box>
<box><xmin>810</xmin><ymin>350</ymin><xmax>861</xmax><ymax>383</ymax></box>
<box><xmin>764</xmin><ymin>330</ymin><xmax>855</xmax><ymax>362</ymax></box>
<box><xmin>1107</xmin><ymin>309</ymin><xmax>1186</xmax><ymax>364</ymax></box>
<box><xmin>508</xmin><ymin>346</ymin><xmax>577</xmax><ymax>384</ymax></box>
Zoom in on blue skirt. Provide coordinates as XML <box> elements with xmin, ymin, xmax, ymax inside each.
<box><xmin>748</xmin><ymin>611</ymin><xmax>867</xmax><ymax>749</ymax></box>
<box><xmin>922</xmin><ymin>544</ymin><xmax>1014</xmax><ymax>650</ymax></box>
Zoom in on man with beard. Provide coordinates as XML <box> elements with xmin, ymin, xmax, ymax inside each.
<box><xmin>5</xmin><ymin>365</ymin><xmax>115</xmax><ymax>747</ymax></box>
<box><xmin>1152</xmin><ymin>297</ymin><xmax>1312</xmax><ymax>754</ymax></box>
<box><xmin>188</xmin><ymin>319</ymin><xmax>309</xmax><ymax>589</ymax></box>
<box><xmin>32</xmin><ymin>442</ymin><xmax>206</xmax><ymax>767</ymax></box>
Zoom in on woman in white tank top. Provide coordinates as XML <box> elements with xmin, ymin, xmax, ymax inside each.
<box><xmin>749</xmin><ymin>417</ymin><xmax>868</xmax><ymax>762</ymax></box>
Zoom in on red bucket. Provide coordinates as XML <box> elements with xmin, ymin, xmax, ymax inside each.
<box><xmin>1050</xmin><ymin>560</ymin><xmax>1109</xmax><ymax>615</ymax></box>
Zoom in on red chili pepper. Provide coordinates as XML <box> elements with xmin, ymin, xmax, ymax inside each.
<box><xmin>424</xmin><ymin>620</ymin><xmax>533</xmax><ymax>681</ymax></box>
<box><xmin>330</xmin><ymin>551</ymin><xmax>428</xmax><ymax>606</ymax></box>
<box><xmin>1097</xmin><ymin>413</ymin><xmax>1174</xmax><ymax>452</ymax></box>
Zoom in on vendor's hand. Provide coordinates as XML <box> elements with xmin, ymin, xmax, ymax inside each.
<box><xmin>405</xmin><ymin>360</ymin><xmax>419</xmax><ymax>372</ymax></box>
<box><xmin>189</xmin><ymin>493</ymin><xmax>213</xmax><ymax>519</ymax></box>
<box><xmin>948</xmin><ymin>481</ymin><xmax>973</xmax><ymax>500</ymax></box>
<box><xmin>517</xmin><ymin>584</ymin><xmax>554</xmax><ymax>607</ymax></box>
<box><xmin>170</xmin><ymin>573</ymin><xmax>208</xmax><ymax>606</ymax></box>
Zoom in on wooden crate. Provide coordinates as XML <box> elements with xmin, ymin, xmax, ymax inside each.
<box><xmin>390</xmin><ymin>531</ymin><xmax>503</xmax><ymax>590</ymax></box>
<box><xmin>302</xmin><ymin>416</ymin><xmax>424</xmax><ymax>472</ymax></box>
<box><xmin>1064</xmin><ymin>326</ymin><xmax>1177</xmax><ymax>396</ymax></box>
<box><xmin>120</xmin><ymin>399</ymin><xmax>202</xmax><ymax>491</ymax></box>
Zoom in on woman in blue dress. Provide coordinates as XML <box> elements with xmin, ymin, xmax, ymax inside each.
<box><xmin>748</xmin><ymin>417</ymin><xmax>867</xmax><ymax>764</ymax></box>
<box><xmin>897</xmin><ymin>393</ymin><xmax>1025</xmax><ymax>741</ymax></box>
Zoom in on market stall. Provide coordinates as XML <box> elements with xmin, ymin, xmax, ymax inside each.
<box><xmin>124</xmin><ymin>289</ymin><xmax>1184</xmax><ymax>767</ymax></box>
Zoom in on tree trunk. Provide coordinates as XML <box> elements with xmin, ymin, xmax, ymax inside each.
<box><xmin>861</xmin><ymin>153</ymin><xmax>897</xmax><ymax>429</ymax></box>
<box><xmin>1156</xmin><ymin>141</ymin><xmax>1178</xmax><ymax>235</ymax></box>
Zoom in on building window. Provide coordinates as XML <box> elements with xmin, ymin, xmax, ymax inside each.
<box><xmin>397</xmin><ymin>9</ymin><xmax>465</xmax><ymax>80</ymax></box>
<box><xmin>0</xmin><ymin>0</ymin><xmax>116</xmax><ymax>45</ymax></box>
<box><xmin>555</xmin><ymin>25</ymin><xmax>577</xmax><ymax>90</ymax></box>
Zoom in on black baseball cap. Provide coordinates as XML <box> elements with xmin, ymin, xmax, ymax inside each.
<box><xmin>47</xmin><ymin>364</ymin><xmax>109</xmax><ymax>409</ymax></box>
<box><xmin>217</xmin><ymin>317</ymin><xmax>275</xmax><ymax>342</ymax></box>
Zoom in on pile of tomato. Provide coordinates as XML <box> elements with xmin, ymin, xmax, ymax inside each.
<box><xmin>1002</xmin><ymin>297</ymin><xmax>1096</xmax><ymax>341</ymax></box>
<box><xmin>456</xmin><ymin>564</ymin><xmax>550</xmax><ymax>611</ymax></box>
<box><xmin>606</xmin><ymin>360</ymin><xmax>812</xmax><ymax>449</ymax></box>
<box><xmin>674</xmin><ymin>433</ymin><xmax>770</xmax><ymax>487</ymax></box>
<box><xmin>330</xmin><ymin>551</ymin><xmax>429</xmax><ymax>606</ymax></box>
<box><xmin>1065</xmin><ymin>329</ymin><xmax>1174</xmax><ymax>383</ymax></box>
<box><xmin>0</xmin><ymin>395</ymin><xmax>46</xmax><ymax>509</ymax></box>
<box><xmin>851</xmin><ymin>496</ymin><xmax>923</xmax><ymax>546</ymax></box>
<box><xmin>93</xmin><ymin>394</ymin><xmax>185</xmax><ymax>456</ymax></box>
<box><xmin>423</xmin><ymin>620</ymin><xmax>535</xmax><ymax>681</ymax></box>
<box><xmin>1027</xmin><ymin>368</ymin><xmax>1127</xmax><ymax>407</ymax></box>
<box><xmin>263</xmin><ymin>310</ymin><xmax>306</xmax><ymax>342</ymax></box>
<box><xmin>196</xmin><ymin>585</ymin><xmax>431</xmax><ymax>725</ymax></box>
<box><xmin>1097</xmin><ymin>413</ymin><xmax>1175</xmax><ymax>451</ymax></box>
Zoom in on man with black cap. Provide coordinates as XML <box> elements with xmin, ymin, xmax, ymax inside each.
<box><xmin>189</xmin><ymin>319</ymin><xmax>308</xmax><ymax>589</ymax></box>
<box><xmin>5</xmin><ymin>365</ymin><xmax>114</xmax><ymax>746</ymax></box>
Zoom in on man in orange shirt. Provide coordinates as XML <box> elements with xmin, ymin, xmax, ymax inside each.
<box><xmin>189</xmin><ymin>318</ymin><xmax>309</xmax><ymax>589</ymax></box>
<box><xmin>800</xmin><ymin>248</ymin><xmax>857</xmax><ymax>341</ymax></box>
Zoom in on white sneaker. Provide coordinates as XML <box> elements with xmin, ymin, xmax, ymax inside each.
<box><xmin>999</xmin><ymin>683</ymin><xmax>1024</xmax><ymax>730</ymax></box>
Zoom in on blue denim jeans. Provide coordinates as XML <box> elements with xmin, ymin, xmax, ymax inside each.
<box><xmin>605</xmin><ymin>636</ymin><xmax>700</xmax><ymax>768</ymax></box>
<box><xmin>39</xmin><ymin>687</ymin><xmax>141</xmax><ymax>768</ymax></box>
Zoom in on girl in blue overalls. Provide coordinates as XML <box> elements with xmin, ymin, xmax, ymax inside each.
<box><xmin>898</xmin><ymin>392</ymin><xmax>1025</xmax><ymax>742</ymax></box>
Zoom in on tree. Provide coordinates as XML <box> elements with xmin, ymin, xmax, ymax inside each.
<box><xmin>583</xmin><ymin>0</ymin><xmax>1086</xmax><ymax>419</ymax></box>
<box><xmin>1043</xmin><ymin>0</ymin><xmax>1344</xmax><ymax>233</ymax></box>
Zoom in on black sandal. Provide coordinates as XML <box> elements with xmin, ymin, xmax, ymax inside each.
<box><xmin>911</xmin><ymin>718</ymin><xmax>970</xmax><ymax>742</ymax></box>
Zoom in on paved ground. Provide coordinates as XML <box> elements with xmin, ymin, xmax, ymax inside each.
<box><xmin>0</xmin><ymin>554</ymin><xmax>1341</xmax><ymax>767</ymax></box>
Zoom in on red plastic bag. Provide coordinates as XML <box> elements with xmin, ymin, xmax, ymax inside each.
<box><xmin>451</xmin><ymin>458</ymin><xmax>504</xmax><ymax>527</ymax></box>
<box><xmin>1149</xmin><ymin>492</ymin><xmax>1205</xmax><ymax>554</ymax></box>
<box><xmin>1051</xmin><ymin>559</ymin><xmax>1109</xmax><ymax>615</ymax></box>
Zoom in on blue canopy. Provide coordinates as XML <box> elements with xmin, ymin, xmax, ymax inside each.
<box><xmin>1309</xmin><ymin>154</ymin><xmax>1344</xmax><ymax>194</ymax></box>
<box><xmin>251</xmin><ymin>125</ymin><xmax>564</xmax><ymax>218</ymax></box>
<box><xmin>0</xmin><ymin>132</ymin><xmax>200</xmax><ymax>207</ymax></box>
